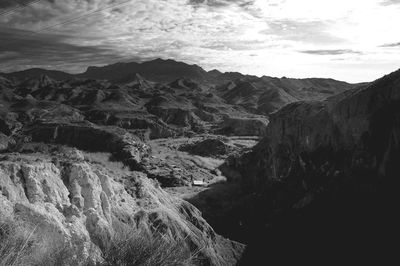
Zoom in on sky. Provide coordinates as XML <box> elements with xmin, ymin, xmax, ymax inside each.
<box><xmin>0</xmin><ymin>0</ymin><xmax>399</xmax><ymax>82</ymax></box>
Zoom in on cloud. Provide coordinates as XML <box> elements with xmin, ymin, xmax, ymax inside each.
<box><xmin>201</xmin><ymin>40</ymin><xmax>274</xmax><ymax>51</ymax></box>
<box><xmin>380</xmin><ymin>42</ymin><xmax>400</xmax><ymax>47</ymax></box>
<box><xmin>188</xmin><ymin>0</ymin><xmax>255</xmax><ymax>8</ymax></box>
<box><xmin>0</xmin><ymin>26</ymin><xmax>126</xmax><ymax>73</ymax></box>
<box><xmin>260</xmin><ymin>19</ymin><xmax>344</xmax><ymax>44</ymax></box>
<box><xmin>0</xmin><ymin>0</ymin><xmax>400</xmax><ymax>83</ymax></box>
<box><xmin>380</xmin><ymin>0</ymin><xmax>400</xmax><ymax>5</ymax></box>
<box><xmin>299</xmin><ymin>49</ymin><xmax>362</xmax><ymax>55</ymax></box>
<box><xmin>0</xmin><ymin>0</ymin><xmax>41</xmax><ymax>9</ymax></box>
<box><xmin>187</xmin><ymin>0</ymin><xmax>261</xmax><ymax>17</ymax></box>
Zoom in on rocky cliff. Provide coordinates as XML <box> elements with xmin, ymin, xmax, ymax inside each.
<box><xmin>230</xmin><ymin>69</ymin><xmax>400</xmax><ymax>190</ymax></box>
<box><xmin>218</xmin><ymin>69</ymin><xmax>400</xmax><ymax>264</ymax></box>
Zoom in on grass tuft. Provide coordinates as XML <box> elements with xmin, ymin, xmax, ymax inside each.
<box><xmin>100</xmin><ymin>224</ymin><xmax>196</xmax><ymax>266</ymax></box>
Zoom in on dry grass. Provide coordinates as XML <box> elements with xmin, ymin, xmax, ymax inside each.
<box><xmin>100</xmin><ymin>224</ymin><xmax>196</xmax><ymax>266</ymax></box>
<box><xmin>0</xmin><ymin>217</ymin><xmax>195</xmax><ymax>266</ymax></box>
<box><xmin>0</xmin><ymin>217</ymin><xmax>93</xmax><ymax>266</ymax></box>
<box><xmin>0</xmin><ymin>218</ymin><xmax>37</xmax><ymax>266</ymax></box>
<box><xmin>0</xmin><ymin>218</ymin><xmax>66</xmax><ymax>266</ymax></box>
<box><xmin>135</xmin><ymin>180</ymin><xmax>225</xmax><ymax>266</ymax></box>
<box><xmin>0</xmin><ymin>212</ymin><xmax>212</xmax><ymax>266</ymax></box>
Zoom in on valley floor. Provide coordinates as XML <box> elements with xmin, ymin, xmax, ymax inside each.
<box><xmin>145</xmin><ymin>135</ymin><xmax>257</xmax><ymax>190</ymax></box>
<box><xmin>146</xmin><ymin>135</ymin><xmax>258</xmax><ymax>241</ymax></box>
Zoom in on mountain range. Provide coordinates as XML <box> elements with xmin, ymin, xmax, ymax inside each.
<box><xmin>0</xmin><ymin>59</ymin><xmax>358</xmax><ymax>139</ymax></box>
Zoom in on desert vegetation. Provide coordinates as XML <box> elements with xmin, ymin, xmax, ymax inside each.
<box><xmin>0</xmin><ymin>217</ymin><xmax>200</xmax><ymax>266</ymax></box>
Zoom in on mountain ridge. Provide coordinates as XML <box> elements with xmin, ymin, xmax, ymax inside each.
<box><xmin>2</xmin><ymin>58</ymin><xmax>359</xmax><ymax>117</ymax></box>
<box><xmin>2</xmin><ymin>58</ymin><xmax>358</xmax><ymax>85</ymax></box>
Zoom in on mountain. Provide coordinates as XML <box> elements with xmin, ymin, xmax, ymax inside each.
<box><xmin>222</xmin><ymin>68</ymin><xmax>400</xmax><ymax>263</ymax></box>
<box><xmin>0</xmin><ymin>74</ymin><xmax>268</xmax><ymax>139</ymax></box>
<box><xmin>0</xmin><ymin>59</ymin><xmax>361</xmax><ymax>140</ymax></box>
<box><xmin>215</xmin><ymin>76</ymin><xmax>356</xmax><ymax>114</ymax></box>
<box><xmin>1</xmin><ymin>59</ymin><xmax>358</xmax><ymax>119</ymax></box>
<box><xmin>80</xmin><ymin>58</ymin><xmax>209</xmax><ymax>83</ymax></box>
<box><xmin>79</xmin><ymin>59</ymin><xmax>358</xmax><ymax>114</ymax></box>
<box><xmin>3</xmin><ymin>68</ymin><xmax>73</xmax><ymax>81</ymax></box>
<box><xmin>233</xmin><ymin>68</ymin><xmax>400</xmax><ymax>190</ymax></box>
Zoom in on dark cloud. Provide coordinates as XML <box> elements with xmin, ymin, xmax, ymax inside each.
<box><xmin>261</xmin><ymin>19</ymin><xmax>344</xmax><ymax>44</ymax></box>
<box><xmin>0</xmin><ymin>0</ymin><xmax>56</xmax><ymax>12</ymax></box>
<box><xmin>380</xmin><ymin>42</ymin><xmax>400</xmax><ymax>47</ymax></box>
<box><xmin>0</xmin><ymin>26</ymin><xmax>127</xmax><ymax>73</ymax></box>
<box><xmin>299</xmin><ymin>49</ymin><xmax>362</xmax><ymax>55</ymax></box>
<box><xmin>0</xmin><ymin>0</ymin><xmax>37</xmax><ymax>9</ymax></box>
<box><xmin>380</xmin><ymin>0</ymin><xmax>400</xmax><ymax>5</ymax></box>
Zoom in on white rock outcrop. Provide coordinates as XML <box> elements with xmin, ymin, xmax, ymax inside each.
<box><xmin>0</xmin><ymin>152</ymin><xmax>243</xmax><ymax>265</ymax></box>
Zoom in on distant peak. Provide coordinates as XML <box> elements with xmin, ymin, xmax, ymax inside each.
<box><xmin>208</xmin><ymin>69</ymin><xmax>222</xmax><ymax>74</ymax></box>
<box><xmin>147</xmin><ymin>58</ymin><xmax>172</xmax><ymax>64</ymax></box>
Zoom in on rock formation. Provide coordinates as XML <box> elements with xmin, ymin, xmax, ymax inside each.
<box><xmin>228</xmin><ymin>69</ymin><xmax>400</xmax><ymax>190</ymax></box>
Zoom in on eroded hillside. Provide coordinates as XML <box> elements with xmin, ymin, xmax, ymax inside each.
<box><xmin>0</xmin><ymin>148</ymin><xmax>246</xmax><ymax>265</ymax></box>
